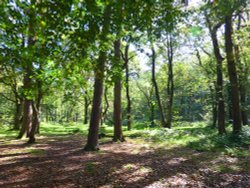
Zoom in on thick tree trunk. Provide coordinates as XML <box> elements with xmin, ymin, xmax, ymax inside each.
<box><xmin>113</xmin><ymin>40</ymin><xmax>124</xmax><ymax>142</ymax></box>
<box><xmin>225</xmin><ymin>15</ymin><xmax>242</xmax><ymax>133</ymax></box>
<box><xmin>17</xmin><ymin>70</ymin><xmax>33</xmax><ymax>139</ymax></box>
<box><xmin>84</xmin><ymin>5</ymin><xmax>111</xmax><ymax>151</ymax></box>
<box><xmin>151</xmin><ymin>47</ymin><xmax>167</xmax><ymax>128</ymax></box>
<box><xmin>17</xmin><ymin>0</ymin><xmax>36</xmax><ymax>140</ymax></box>
<box><xmin>28</xmin><ymin>102</ymin><xmax>38</xmax><ymax>143</ymax></box>
<box><xmin>124</xmin><ymin>45</ymin><xmax>132</xmax><ymax>130</ymax></box>
<box><xmin>84</xmin><ymin>58</ymin><xmax>105</xmax><ymax>150</ymax></box>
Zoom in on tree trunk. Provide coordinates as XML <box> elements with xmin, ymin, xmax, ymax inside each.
<box><xmin>124</xmin><ymin>45</ymin><xmax>132</xmax><ymax>130</ymax></box>
<box><xmin>240</xmin><ymin>85</ymin><xmax>248</xmax><ymax>125</ymax></box>
<box><xmin>166</xmin><ymin>34</ymin><xmax>174</xmax><ymax>128</ymax></box>
<box><xmin>28</xmin><ymin>102</ymin><xmax>37</xmax><ymax>143</ymax></box>
<box><xmin>205</xmin><ymin>14</ymin><xmax>226</xmax><ymax>133</ymax></box>
<box><xmin>225</xmin><ymin>15</ymin><xmax>242</xmax><ymax>133</ymax></box>
<box><xmin>211</xmin><ymin>31</ymin><xmax>226</xmax><ymax>134</ymax></box>
<box><xmin>84</xmin><ymin>5</ymin><xmax>111</xmax><ymax>151</ymax></box>
<box><xmin>13</xmin><ymin>101</ymin><xmax>22</xmax><ymax>130</ymax></box>
<box><xmin>208</xmin><ymin>83</ymin><xmax>217</xmax><ymax>128</ymax></box>
<box><xmin>35</xmin><ymin>82</ymin><xmax>42</xmax><ymax>134</ymax></box>
<box><xmin>151</xmin><ymin>46</ymin><xmax>167</xmax><ymax>127</ymax></box>
<box><xmin>101</xmin><ymin>87</ymin><xmax>109</xmax><ymax>125</ymax></box>
<box><xmin>113</xmin><ymin>40</ymin><xmax>124</xmax><ymax>142</ymax></box>
<box><xmin>17</xmin><ymin>0</ymin><xmax>36</xmax><ymax>139</ymax></box>
<box><xmin>206</xmin><ymin>14</ymin><xmax>226</xmax><ymax>134</ymax></box>
<box><xmin>17</xmin><ymin>69</ymin><xmax>33</xmax><ymax>139</ymax></box>
<box><xmin>84</xmin><ymin>95</ymin><xmax>89</xmax><ymax>124</ymax></box>
<box><xmin>234</xmin><ymin>14</ymin><xmax>248</xmax><ymax>126</ymax></box>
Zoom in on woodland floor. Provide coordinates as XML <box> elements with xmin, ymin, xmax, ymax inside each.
<box><xmin>0</xmin><ymin>134</ymin><xmax>250</xmax><ymax>188</ymax></box>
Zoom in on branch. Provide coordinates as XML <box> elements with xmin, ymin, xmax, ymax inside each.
<box><xmin>0</xmin><ymin>93</ymin><xmax>16</xmax><ymax>103</ymax></box>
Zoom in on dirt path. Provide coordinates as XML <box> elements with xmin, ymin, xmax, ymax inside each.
<box><xmin>0</xmin><ymin>134</ymin><xmax>249</xmax><ymax>188</ymax></box>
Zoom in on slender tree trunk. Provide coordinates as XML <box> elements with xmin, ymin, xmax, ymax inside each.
<box><xmin>225</xmin><ymin>15</ymin><xmax>242</xmax><ymax>133</ymax></box>
<box><xmin>240</xmin><ymin>85</ymin><xmax>248</xmax><ymax>125</ymax></box>
<box><xmin>210</xmin><ymin>84</ymin><xmax>217</xmax><ymax>128</ymax></box>
<box><xmin>150</xmin><ymin>95</ymin><xmax>155</xmax><ymax>127</ymax></box>
<box><xmin>124</xmin><ymin>45</ymin><xmax>132</xmax><ymax>130</ymax></box>
<box><xmin>35</xmin><ymin>82</ymin><xmax>42</xmax><ymax>134</ymax></box>
<box><xmin>206</xmin><ymin>16</ymin><xmax>226</xmax><ymax>134</ymax></box>
<box><xmin>166</xmin><ymin>34</ymin><xmax>174</xmax><ymax>128</ymax></box>
<box><xmin>113</xmin><ymin>40</ymin><xmax>124</xmax><ymax>142</ymax></box>
<box><xmin>235</xmin><ymin>14</ymin><xmax>248</xmax><ymax>126</ymax></box>
<box><xmin>101</xmin><ymin>87</ymin><xmax>109</xmax><ymax>125</ymax></box>
<box><xmin>13</xmin><ymin>101</ymin><xmax>22</xmax><ymax>130</ymax></box>
<box><xmin>151</xmin><ymin>46</ymin><xmax>167</xmax><ymax>128</ymax></box>
<box><xmin>84</xmin><ymin>95</ymin><xmax>89</xmax><ymax>124</ymax></box>
<box><xmin>84</xmin><ymin>5</ymin><xmax>111</xmax><ymax>151</ymax></box>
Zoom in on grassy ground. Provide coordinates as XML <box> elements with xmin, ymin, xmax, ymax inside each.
<box><xmin>0</xmin><ymin>121</ymin><xmax>249</xmax><ymax>187</ymax></box>
<box><xmin>1</xmin><ymin>121</ymin><xmax>249</xmax><ymax>157</ymax></box>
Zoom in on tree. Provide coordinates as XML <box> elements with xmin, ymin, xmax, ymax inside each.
<box><xmin>205</xmin><ymin>11</ymin><xmax>226</xmax><ymax>134</ymax></box>
<box><xmin>84</xmin><ymin>4</ymin><xmax>112</xmax><ymax>151</ymax></box>
<box><xmin>151</xmin><ymin>46</ymin><xmax>168</xmax><ymax>128</ymax></box>
<box><xmin>165</xmin><ymin>34</ymin><xmax>175</xmax><ymax>128</ymax></box>
<box><xmin>113</xmin><ymin>40</ymin><xmax>125</xmax><ymax>142</ymax></box>
<box><xmin>225</xmin><ymin>15</ymin><xmax>242</xmax><ymax>133</ymax></box>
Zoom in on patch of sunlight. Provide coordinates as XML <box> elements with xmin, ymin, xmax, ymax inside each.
<box><xmin>0</xmin><ymin>157</ymin><xmax>18</xmax><ymax>165</ymax></box>
<box><xmin>167</xmin><ymin>157</ymin><xmax>187</xmax><ymax>165</ymax></box>
<box><xmin>138</xmin><ymin>166</ymin><xmax>153</xmax><ymax>173</ymax></box>
<box><xmin>211</xmin><ymin>156</ymin><xmax>239</xmax><ymax>165</ymax></box>
<box><xmin>1</xmin><ymin>148</ymin><xmax>26</xmax><ymax>156</ymax></box>
<box><xmin>122</xmin><ymin>163</ymin><xmax>137</xmax><ymax>170</ymax></box>
<box><xmin>125</xmin><ymin>167</ymin><xmax>153</xmax><ymax>183</ymax></box>
<box><xmin>213</xmin><ymin>164</ymin><xmax>242</xmax><ymax>173</ymax></box>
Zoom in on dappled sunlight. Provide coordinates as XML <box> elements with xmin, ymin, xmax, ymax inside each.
<box><xmin>167</xmin><ymin>157</ymin><xmax>188</xmax><ymax>165</ymax></box>
<box><xmin>0</xmin><ymin>132</ymin><xmax>249</xmax><ymax>187</ymax></box>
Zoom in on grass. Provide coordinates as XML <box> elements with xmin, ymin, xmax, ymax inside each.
<box><xmin>124</xmin><ymin>122</ymin><xmax>250</xmax><ymax>157</ymax></box>
<box><xmin>0</xmin><ymin>121</ymin><xmax>249</xmax><ymax>157</ymax></box>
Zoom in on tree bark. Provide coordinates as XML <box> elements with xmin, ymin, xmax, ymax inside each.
<box><xmin>225</xmin><ymin>15</ymin><xmax>242</xmax><ymax>133</ymax></box>
<box><xmin>101</xmin><ymin>87</ymin><xmax>109</xmax><ymax>125</ymax></box>
<box><xmin>124</xmin><ymin>45</ymin><xmax>132</xmax><ymax>130</ymax></box>
<box><xmin>17</xmin><ymin>69</ymin><xmax>33</xmax><ymax>139</ymax></box>
<box><xmin>205</xmin><ymin>14</ymin><xmax>226</xmax><ymax>134</ymax></box>
<box><xmin>211</xmin><ymin>30</ymin><xmax>226</xmax><ymax>134</ymax></box>
<box><xmin>84</xmin><ymin>95</ymin><xmax>89</xmax><ymax>124</ymax></box>
<box><xmin>113</xmin><ymin>40</ymin><xmax>124</xmax><ymax>142</ymax></box>
<box><xmin>235</xmin><ymin>14</ymin><xmax>248</xmax><ymax>126</ymax></box>
<box><xmin>166</xmin><ymin>34</ymin><xmax>174</xmax><ymax>128</ymax></box>
<box><xmin>84</xmin><ymin>5</ymin><xmax>111</xmax><ymax>151</ymax></box>
<box><xmin>151</xmin><ymin>46</ymin><xmax>167</xmax><ymax>128</ymax></box>
<box><xmin>13</xmin><ymin>101</ymin><xmax>22</xmax><ymax>130</ymax></box>
<box><xmin>35</xmin><ymin>81</ymin><xmax>42</xmax><ymax>134</ymax></box>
